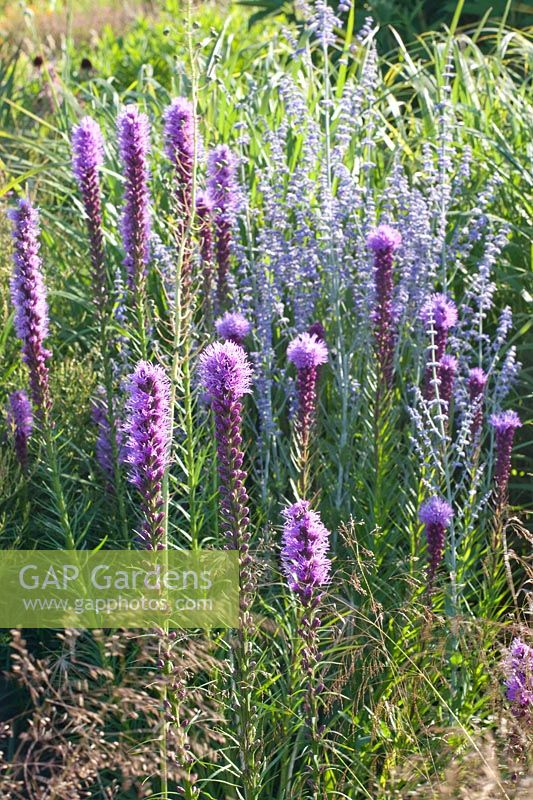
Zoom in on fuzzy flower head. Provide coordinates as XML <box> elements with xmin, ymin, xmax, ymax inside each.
<box><xmin>419</xmin><ymin>496</ymin><xmax>454</xmax><ymax>528</ymax></box>
<box><xmin>71</xmin><ymin>116</ymin><xmax>104</xmax><ymax>182</ymax></box>
<box><xmin>287</xmin><ymin>332</ymin><xmax>328</xmax><ymax>370</ymax></box>
<box><xmin>207</xmin><ymin>144</ymin><xmax>239</xmax><ymax>214</ymax></box>
<box><xmin>490</xmin><ymin>410</ymin><xmax>522</xmax><ymax>434</ymax></box>
<box><xmin>199</xmin><ymin>341</ymin><xmax>253</xmax><ymax>403</ymax></box>
<box><xmin>366</xmin><ymin>224</ymin><xmax>402</xmax><ymax>254</ymax></box>
<box><xmin>468</xmin><ymin>367</ymin><xmax>488</xmax><ymax>397</ymax></box>
<box><xmin>215</xmin><ymin>311</ymin><xmax>251</xmax><ymax>345</ymax></box>
<box><xmin>503</xmin><ymin>638</ymin><xmax>533</xmax><ymax>719</ymax></box>
<box><xmin>281</xmin><ymin>500</ymin><xmax>331</xmax><ymax>603</ymax></box>
<box><xmin>126</xmin><ymin>361</ymin><xmax>171</xmax><ymax>493</ymax></box>
<box><xmin>421</xmin><ymin>293</ymin><xmax>458</xmax><ymax>331</ymax></box>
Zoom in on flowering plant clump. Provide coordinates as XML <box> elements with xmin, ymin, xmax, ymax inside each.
<box><xmin>1</xmin><ymin>6</ymin><xmax>530</xmax><ymax>799</ymax></box>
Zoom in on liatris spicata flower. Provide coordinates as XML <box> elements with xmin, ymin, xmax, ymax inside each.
<box><xmin>421</xmin><ymin>293</ymin><xmax>458</xmax><ymax>399</ymax></box>
<box><xmin>468</xmin><ymin>367</ymin><xmax>488</xmax><ymax>437</ymax></box>
<box><xmin>125</xmin><ymin>361</ymin><xmax>171</xmax><ymax>549</ymax></box>
<box><xmin>438</xmin><ymin>354</ymin><xmax>457</xmax><ymax>409</ymax></box>
<box><xmin>207</xmin><ymin>144</ymin><xmax>239</xmax><ymax>308</ymax></box>
<box><xmin>196</xmin><ymin>191</ymin><xmax>214</xmax><ymax>314</ymax></box>
<box><xmin>503</xmin><ymin>637</ymin><xmax>533</xmax><ymax>722</ymax></box>
<box><xmin>117</xmin><ymin>106</ymin><xmax>152</xmax><ymax>292</ymax></box>
<box><xmin>419</xmin><ymin>496</ymin><xmax>454</xmax><ymax>593</ymax></box>
<box><xmin>366</xmin><ymin>224</ymin><xmax>402</xmax><ymax>387</ymax></box>
<box><xmin>281</xmin><ymin>500</ymin><xmax>331</xmax><ymax>605</ymax></box>
<box><xmin>489</xmin><ymin>410</ymin><xmax>522</xmax><ymax>506</ymax></box>
<box><xmin>164</xmin><ymin>97</ymin><xmax>196</xmax><ymax>224</ymax></box>
<box><xmin>198</xmin><ymin>341</ymin><xmax>253</xmax><ymax>553</ymax></box>
<box><xmin>7</xmin><ymin>390</ymin><xmax>33</xmax><ymax>470</ymax></box>
<box><xmin>71</xmin><ymin>116</ymin><xmax>106</xmax><ymax>309</ymax></box>
<box><xmin>196</xmin><ymin>190</ymin><xmax>214</xmax><ymax>264</ymax></box>
<box><xmin>281</xmin><ymin>500</ymin><xmax>331</xmax><ymax>761</ymax></box>
<box><xmin>308</xmin><ymin>321</ymin><xmax>326</xmax><ymax>341</ymax></box>
<box><xmin>91</xmin><ymin>387</ymin><xmax>123</xmax><ymax>486</ymax></box>
<box><xmin>9</xmin><ymin>199</ymin><xmax>52</xmax><ymax>418</ymax></box>
<box><xmin>421</xmin><ymin>294</ymin><xmax>458</xmax><ymax>358</ymax></box>
<box><xmin>215</xmin><ymin>311</ymin><xmax>251</xmax><ymax>347</ymax></box>
<box><xmin>287</xmin><ymin>332</ymin><xmax>328</xmax><ymax>453</ymax></box>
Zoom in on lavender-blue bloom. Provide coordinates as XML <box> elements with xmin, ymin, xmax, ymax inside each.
<box><xmin>117</xmin><ymin>106</ymin><xmax>152</xmax><ymax>292</ymax></box>
<box><xmin>9</xmin><ymin>199</ymin><xmax>52</xmax><ymax>418</ymax></box>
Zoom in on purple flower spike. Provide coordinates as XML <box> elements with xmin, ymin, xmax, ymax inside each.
<box><xmin>7</xmin><ymin>390</ymin><xmax>33</xmax><ymax>470</ymax></box>
<box><xmin>287</xmin><ymin>332</ymin><xmax>328</xmax><ymax>452</ymax></box>
<box><xmin>421</xmin><ymin>293</ymin><xmax>458</xmax><ymax>360</ymax></box>
<box><xmin>117</xmin><ymin>106</ymin><xmax>152</xmax><ymax>292</ymax></box>
<box><xmin>468</xmin><ymin>367</ymin><xmax>488</xmax><ymax>437</ymax></box>
<box><xmin>490</xmin><ymin>410</ymin><xmax>522</xmax><ymax>506</ymax></box>
<box><xmin>422</xmin><ymin>293</ymin><xmax>458</xmax><ymax>399</ymax></box>
<box><xmin>308</xmin><ymin>321</ymin><xmax>326</xmax><ymax>342</ymax></box>
<box><xmin>164</xmin><ymin>97</ymin><xmax>196</xmax><ymax>222</ymax></box>
<box><xmin>281</xmin><ymin>500</ymin><xmax>331</xmax><ymax>605</ymax></box>
<box><xmin>503</xmin><ymin>638</ymin><xmax>533</xmax><ymax>722</ymax></box>
<box><xmin>9</xmin><ymin>199</ymin><xmax>52</xmax><ymax>418</ymax></box>
<box><xmin>125</xmin><ymin>361</ymin><xmax>171</xmax><ymax>549</ymax></box>
<box><xmin>199</xmin><ymin>341</ymin><xmax>253</xmax><ymax>549</ymax></box>
<box><xmin>196</xmin><ymin>191</ymin><xmax>214</xmax><ymax>314</ymax></box>
<box><xmin>71</xmin><ymin>117</ymin><xmax>106</xmax><ymax>309</ymax></box>
<box><xmin>215</xmin><ymin>311</ymin><xmax>251</xmax><ymax>347</ymax></box>
<box><xmin>91</xmin><ymin>387</ymin><xmax>123</xmax><ymax>488</ymax></box>
<box><xmin>196</xmin><ymin>191</ymin><xmax>214</xmax><ymax>264</ymax></box>
<box><xmin>419</xmin><ymin>496</ymin><xmax>454</xmax><ymax>594</ymax></box>
<box><xmin>367</xmin><ymin>224</ymin><xmax>402</xmax><ymax>388</ymax></box>
<box><xmin>207</xmin><ymin>144</ymin><xmax>239</xmax><ymax>308</ymax></box>
<box><xmin>438</xmin><ymin>354</ymin><xmax>457</xmax><ymax>409</ymax></box>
